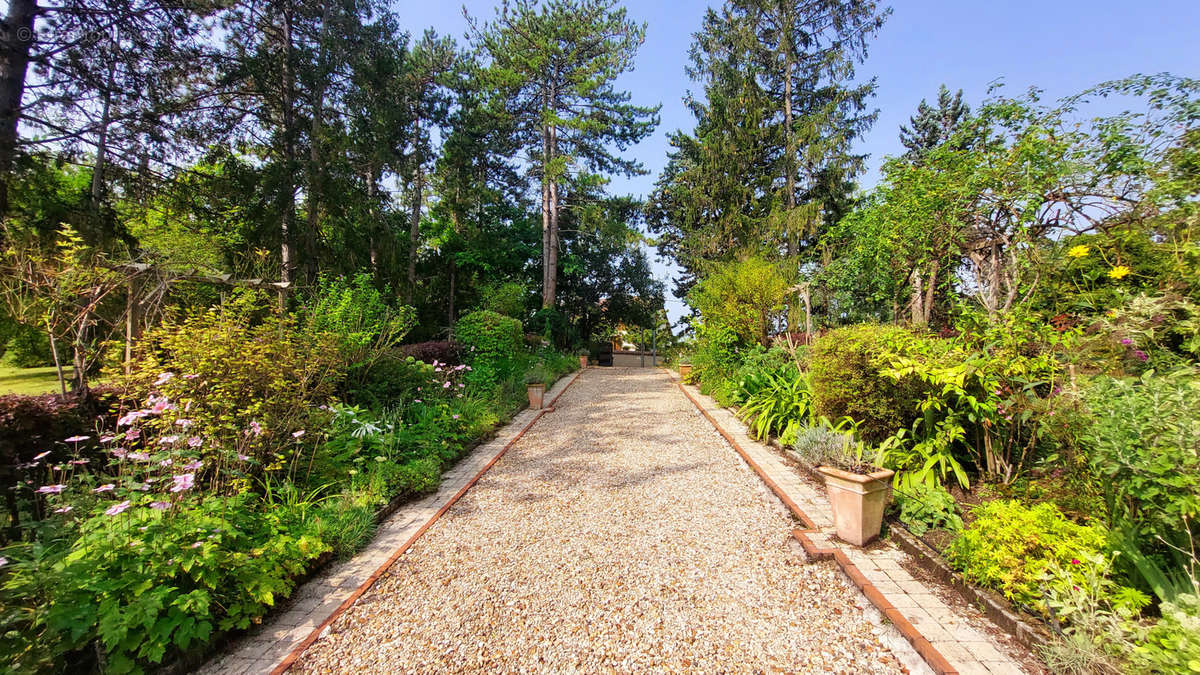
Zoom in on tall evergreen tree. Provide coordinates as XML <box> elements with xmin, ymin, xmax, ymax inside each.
<box><xmin>470</xmin><ymin>0</ymin><xmax>659</xmax><ymax>309</ymax></box>
<box><xmin>899</xmin><ymin>84</ymin><xmax>970</xmax><ymax>160</ymax></box>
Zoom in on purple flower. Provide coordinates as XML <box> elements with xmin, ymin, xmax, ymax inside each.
<box><xmin>105</xmin><ymin>500</ymin><xmax>131</xmax><ymax>516</ymax></box>
<box><xmin>1134</xmin><ymin>350</ymin><xmax>1148</xmax><ymax>361</ymax></box>
<box><xmin>187</xmin><ymin>436</ymin><xmax>203</xmax><ymax>448</ymax></box>
<box><xmin>182</xmin><ymin>460</ymin><xmax>202</xmax><ymax>471</ymax></box>
<box><xmin>170</xmin><ymin>473</ymin><xmax>195</xmax><ymax>493</ymax></box>
<box><xmin>1120</xmin><ymin>338</ymin><xmax>1133</xmax><ymax>345</ymax></box>
<box><xmin>237</xmin><ymin>453</ymin><xmax>251</xmax><ymax>462</ymax></box>
<box><xmin>93</xmin><ymin>484</ymin><xmax>115</xmax><ymax>493</ymax></box>
<box><xmin>36</xmin><ymin>484</ymin><xmax>65</xmax><ymax>494</ymax></box>
<box><xmin>149</xmin><ymin>501</ymin><xmax>170</xmax><ymax>510</ymax></box>
<box><xmin>63</xmin><ymin>435</ymin><xmax>90</xmax><ymax>443</ymax></box>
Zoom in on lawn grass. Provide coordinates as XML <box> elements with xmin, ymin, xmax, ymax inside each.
<box><xmin>0</xmin><ymin>365</ymin><xmax>72</xmax><ymax>396</ymax></box>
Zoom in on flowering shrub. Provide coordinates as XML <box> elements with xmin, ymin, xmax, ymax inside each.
<box><xmin>115</xmin><ymin>296</ymin><xmax>342</xmax><ymax>471</ymax></box>
<box><xmin>946</xmin><ymin>500</ymin><xmax>1109</xmax><ymax>613</ymax></box>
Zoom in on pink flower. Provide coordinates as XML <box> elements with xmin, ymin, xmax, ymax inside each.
<box><xmin>93</xmin><ymin>484</ymin><xmax>115</xmax><ymax>493</ymax></box>
<box><xmin>53</xmin><ymin>506</ymin><xmax>72</xmax><ymax>514</ymax></box>
<box><xmin>191</xmin><ymin>541</ymin><xmax>203</xmax><ymax>548</ymax></box>
<box><xmin>149</xmin><ymin>501</ymin><xmax>170</xmax><ymax>510</ymax></box>
<box><xmin>246</xmin><ymin>421</ymin><xmax>262</xmax><ymax>437</ymax></box>
<box><xmin>117</xmin><ymin>411</ymin><xmax>142</xmax><ymax>426</ymax></box>
<box><xmin>149</xmin><ymin>399</ymin><xmax>173</xmax><ymax>415</ymax></box>
<box><xmin>0</xmin><ymin>557</ymin><xmax>6</xmax><ymax>567</ymax></box>
<box><xmin>63</xmin><ymin>435</ymin><xmax>90</xmax><ymax>443</ymax></box>
<box><xmin>292</xmin><ymin>429</ymin><xmax>305</xmax><ymax>439</ymax></box>
<box><xmin>187</xmin><ymin>436</ymin><xmax>203</xmax><ymax>448</ymax></box>
<box><xmin>100</xmin><ymin>435</ymin><xmax>116</xmax><ymax>444</ymax></box>
<box><xmin>112</xmin><ymin>448</ymin><xmax>128</xmax><ymax>459</ymax></box>
<box><xmin>1120</xmin><ymin>338</ymin><xmax>1133</xmax><ymax>345</ymax></box>
<box><xmin>69</xmin><ymin>459</ymin><xmax>89</xmax><ymax>465</ymax></box>
<box><xmin>175</xmin><ymin>419</ymin><xmax>193</xmax><ymax>428</ymax></box>
<box><xmin>237</xmin><ymin>453</ymin><xmax>251</xmax><ymax>461</ymax></box>
<box><xmin>170</xmin><ymin>473</ymin><xmax>195</xmax><ymax>493</ymax></box>
<box><xmin>414</xmin><ymin>399</ymin><xmax>422</xmax><ymax>403</ymax></box>
<box><xmin>183</xmin><ymin>373</ymin><xmax>200</xmax><ymax>380</ymax></box>
<box><xmin>182</xmin><ymin>460</ymin><xmax>202</xmax><ymax>471</ymax></box>
<box><xmin>36</xmin><ymin>484</ymin><xmax>65</xmax><ymax>494</ymax></box>
<box><xmin>1071</xmin><ymin>559</ymin><xmax>1081</xmax><ymax>565</ymax></box>
<box><xmin>158</xmin><ymin>435</ymin><xmax>179</xmax><ymax>445</ymax></box>
<box><xmin>443</xmin><ymin>381</ymin><xmax>452</xmax><ymax>389</ymax></box>
<box><xmin>452</xmin><ymin>414</ymin><xmax>460</xmax><ymax>420</ymax></box>
<box><xmin>154</xmin><ymin>372</ymin><xmax>175</xmax><ymax>386</ymax></box>
<box><xmin>125</xmin><ymin>428</ymin><xmax>141</xmax><ymax>441</ymax></box>
<box><xmin>160</xmin><ymin>459</ymin><xmax>173</xmax><ymax>467</ymax></box>
<box><xmin>33</xmin><ymin>451</ymin><xmax>50</xmax><ymax>461</ymax></box>
<box><xmin>105</xmin><ymin>500</ymin><xmax>131</xmax><ymax>516</ymax></box>
<box><xmin>128</xmin><ymin>452</ymin><xmax>151</xmax><ymax>462</ymax></box>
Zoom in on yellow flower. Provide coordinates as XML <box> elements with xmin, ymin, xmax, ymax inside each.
<box><xmin>1067</xmin><ymin>244</ymin><xmax>1090</xmax><ymax>258</ymax></box>
<box><xmin>1107</xmin><ymin>265</ymin><xmax>1132</xmax><ymax>280</ymax></box>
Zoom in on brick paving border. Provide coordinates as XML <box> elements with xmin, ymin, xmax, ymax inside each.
<box><xmin>674</xmin><ymin>374</ymin><xmax>1034</xmax><ymax>675</ymax></box>
<box><xmin>198</xmin><ymin>371</ymin><xmax>582</xmax><ymax>675</ymax></box>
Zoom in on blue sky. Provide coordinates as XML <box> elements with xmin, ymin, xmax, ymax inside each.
<box><xmin>393</xmin><ymin>0</ymin><xmax>1200</xmax><ymax>324</ymax></box>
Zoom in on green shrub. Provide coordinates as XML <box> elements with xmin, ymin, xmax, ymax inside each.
<box><xmin>305</xmin><ymin>273</ymin><xmax>415</xmax><ymax>371</ymax></box>
<box><xmin>477</xmin><ymin>281</ymin><xmax>528</xmax><ymax>319</ymax></box>
<box><xmin>945</xmin><ymin>500</ymin><xmax>1109</xmax><ymax>612</ymax></box>
<box><xmin>1</xmin><ymin>322</ymin><xmax>53</xmax><ymax>367</ymax></box>
<box><xmin>688</xmin><ymin>256</ymin><xmax>789</xmax><ymax>346</ymax></box>
<box><xmin>345</xmin><ymin>353</ymin><xmax>436</xmax><ymax>408</ymax></box>
<box><xmin>1084</xmin><ymin>371</ymin><xmax>1200</xmax><ymax>551</ymax></box>
<box><xmin>312</xmin><ymin>496</ymin><xmax>377</xmax><ymax>558</ymax></box>
<box><xmin>691</xmin><ymin>321</ymin><xmax>743</xmax><ymax>394</ymax></box>
<box><xmin>455</xmin><ymin>310</ymin><xmax>523</xmax><ymax>389</ymax></box>
<box><xmin>893</xmin><ymin>483</ymin><xmax>963</xmax><ymax>536</ymax></box>
<box><xmin>43</xmin><ymin>495</ymin><xmax>327</xmax><ymax>672</ymax></box>
<box><xmin>116</xmin><ymin>292</ymin><xmax>342</xmax><ymax>471</ymax></box>
<box><xmin>810</xmin><ymin>325</ymin><xmax>924</xmax><ymax>443</ymax></box>
<box><xmin>736</xmin><ymin>364</ymin><xmax>810</xmax><ymax>440</ymax></box>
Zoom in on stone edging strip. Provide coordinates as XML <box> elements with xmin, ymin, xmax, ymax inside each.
<box><xmin>270</xmin><ymin>369</ymin><xmax>584</xmax><ymax>674</ymax></box>
<box><xmin>674</xmin><ymin>380</ymin><xmax>959</xmax><ymax>675</ymax></box>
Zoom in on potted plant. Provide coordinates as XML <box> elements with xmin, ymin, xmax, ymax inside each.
<box><xmin>525</xmin><ymin>366</ymin><xmax>548</xmax><ymax>409</ymax></box>
<box><xmin>816</xmin><ymin>438</ymin><xmax>894</xmax><ymax>546</ymax></box>
<box><xmin>576</xmin><ymin>348</ymin><xmax>589</xmax><ymax>369</ymax></box>
<box><xmin>678</xmin><ymin>357</ymin><xmax>693</xmax><ymax>380</ymax></box>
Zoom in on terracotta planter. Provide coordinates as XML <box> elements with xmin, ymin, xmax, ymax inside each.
<box><xmin>816</xmin><ymin>465</ymin><xmax>895</xmax><ymax>546</ymax></box>
<box><xmin>678</xmin><ymin>363</ymin><xmax>692</xmax><ymax>379</ymax></box>
<box><xmin>527</xmin><ymin>383</ymin><xmax>545</xmax><ymax>410</ymax></box>
<box><xmin>579</xmin><ymin>355</ymin><xmax>589</xmax><ymax>369</ymax></box>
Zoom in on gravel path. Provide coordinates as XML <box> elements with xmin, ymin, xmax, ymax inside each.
<box><xmin>292</xmin><ymin>368</ymin><xmax>907</xmax><ymax>673</ymax></box>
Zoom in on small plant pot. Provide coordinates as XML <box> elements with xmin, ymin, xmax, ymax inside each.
<box><xmin>678</xmin><ymin>363</ymin><xmax>692</xmax><ymax>379</ymax></box>
<box><xmin>579</xmin><ymin>355</ymin><xmax>589</xmax><ymax>369</ymax></box>
<box><xmin>527</xmin><ymin>383</ymin><xmax>545</xmax><ymax>410</ymax></box>
<box><xmin>816</xmin><ymin>465</ymin><xmax>895</xmax><ymax>546</ymax></box>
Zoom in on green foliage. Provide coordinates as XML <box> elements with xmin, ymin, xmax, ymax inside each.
<box><xmin>455</xmin><ymin>310</ymin><xmax>523</xmax><ymax>389</ymax></box>
<box><xmin>44</xmin><ymin>495</ymin><xmax>327</xmax><ymax>672</ymax></box>
<box><xmin>0</xmin><ymin>321</ymin><xmax>53</xmax><ymax>367</ymax></box>
<box><xmin>893</xmin><ymin>483</ymin><xmax>963</xmax><ymax>536</ymax></box>
<box><xmin>809</xmin><ymin>325</ymin><xmax>924</xmax><ymax>443</ymax></box>
<box><xmin>306</xmin><ymin>274</ymin><xmax>416</xmax><ymax>371</ymax></box>
<box><xmin>1133</xmin><ymin>593</ymin><xmax>1200</xmax><ymax>674</ymax></box>
<box><xmin>946</xmin><ymin>500</ymin><xmax>1109</xmax><ymax>612</ymax></box>
<box><xmin>688</xmin><ymin>257</ymin><xmax>790</xmax><ymax>346</ymax></box>
<box><xmin>690</xmin><ymin>321</ymin><xmax>744</xmax><ymax>396</ymax></box>
<box><xmin>345</xmin><ymin>353</ymin><xmax>436</xmax><ymax>409</ymax></box>
<box><xmin>117</xmin><ymin>292</ymin><xmax>343</xmax><ymax>470</ymax></box>
<box><xmin>1083</xmin><ymin>371</ymin><xmax>1200</xmax><ymax>551</ymax></box>
<box><xmin>736</xmin><ymin>364</ymin><xmax>810</xmax><ymax>441</ymax></box>
<box><xmin>478</xmin><ymin>281</ymin><xmax>527</xmax><ymax>319</ymax></box>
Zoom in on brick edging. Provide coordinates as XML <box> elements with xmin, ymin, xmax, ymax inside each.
<box><xmin>674</xmin><ymin>380</ymin><xmax>958</xmax><ymax>675</ymax></box>
<box><xmin>271</xmin><ymin>369</ymin><xmax>584</xmax><ymax>674</ymax></box>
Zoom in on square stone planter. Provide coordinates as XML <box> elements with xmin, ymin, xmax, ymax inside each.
<box><xmin>678</xmin><ymin>364</ymin><xmax>692</xmax><ymax>379</ymax></box>
<box><xmin>816</xmin><ymin>465</ymin><xmax>895</xmax><ymax>546</ymax></box>
<box><xmin>527</xmin><ymin>383</ymin><xmax>545</xmax><ymax>410</ymax></box>
<box><xmin>579</xmin><ymin>355</ymin><xmax>589</xmax><ymax>369</ymax></box>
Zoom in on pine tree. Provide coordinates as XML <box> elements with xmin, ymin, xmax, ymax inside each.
<box><xmin>470</xmin><ymin>0</ymin><xmax>659</xmax><ymax>309</ymax></box>
<box><xmin>899</xmin><ymin>84</ymin><xmax>970</xmax><ymax>160</ymax></box>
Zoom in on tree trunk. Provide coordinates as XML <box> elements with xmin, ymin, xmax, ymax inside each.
<box><xmin>0</xmin><ymin>0</ymin><xmax>37</xmax><ymax>219</ymax></box>
<box><xmin>544</xmin><ymin>124</ymin><xmax>559</xmax><ymax>310</ymax></box>
<box><xmin>447</xmin><ymin>257</ymin><xmax>455</xmax><ymax>332</ymax></box>
<box><xmin>304</xmin><ymin>0</ymin><xmax>332</xmax><ymax>281</ymax></box>
<box><xmin>405</xmin><ymin>167</ymin><xmax>423</xmax><ymax>304</ymax></box>
<box><xmin>278</xmin><ymin>3</ymin><xmax>297</xmax><ymax>310</ymax></box>
<box><xmin>91</xmin><ymin>84</ymin><xmax>111</xmax><ymax>205</ymax></box>
<box><xmin>46</xmin><ymin>316</ymin><xmax>65</xmax><ymax>398</ymax></box>
<box><xmin>540</xmin><ymin>120</ymin><xmax>552</xmax><ymax>308</ymax></box>
<box><xmin>365</xmin><ymin>164</ymin><xmax>378</xmax><ymax>277</ymax></box>
<box><xmin>922</xmin><ymin>259</ymin><xmax>940</xmax><ymax>326</ymax></box>
<box><xmin>910</xmin><ymin>268</ymin><xmax>925</xmax><ymax>327</ymax></box>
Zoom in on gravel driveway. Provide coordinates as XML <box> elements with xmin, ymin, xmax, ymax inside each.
<box><xmin>292</xmin><ymin>368</ymin><xmax>906</xmax><ymax>673</ymax></box>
